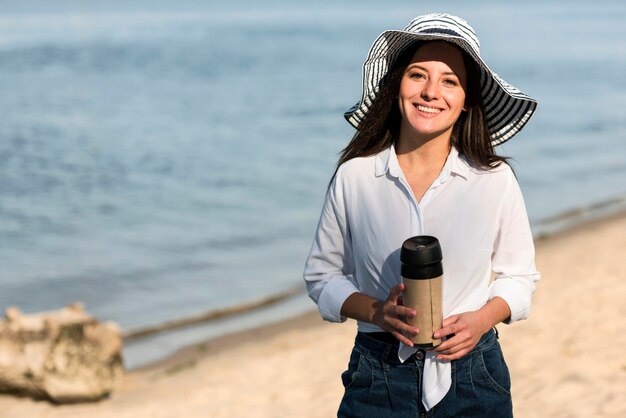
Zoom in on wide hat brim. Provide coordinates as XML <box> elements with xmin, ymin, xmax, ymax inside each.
<box><xmin>344</xmin><ymin>14</ymin><xmax>537</xmax><ymax>146</ymax></box>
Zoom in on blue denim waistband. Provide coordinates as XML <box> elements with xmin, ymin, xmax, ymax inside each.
<box><xmin>356</xmin><ymin>328</ymin><xmax>498</xmax><ymax>364</ymax></box>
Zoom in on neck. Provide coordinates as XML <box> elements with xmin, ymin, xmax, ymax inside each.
<box><xmin>394</xmin><ymin>129</ymin><xmax>452</xmax><ymax>204</ymax></box>
<box><xmin>395</xmin><ymin>129</ymin><xmax>452</xmax><ymax>170</ymax></box>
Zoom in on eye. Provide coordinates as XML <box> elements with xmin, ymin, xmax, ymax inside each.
<box><xmin>443</xmin><ymin>78</ymin><xmax>459</xmax><ymax>87</ymax></box>
<box><xmin>408</xmin><ymin>71</ymin><xmax>426</xmax><ymax>80</ymax></box>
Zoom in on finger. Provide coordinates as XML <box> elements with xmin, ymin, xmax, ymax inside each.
<box><xmin>441</xmin><ymin>314</ymin><xmax>460</xmax><ymax>328</ymax></box>
<box><xmin>434</xmin><ymin>322</ymin><xmax>464</xmax><ymax>339</ymax></box>
<box><xmin>391</xmin><ymin>330</ymin><xmax>415</xmax><ymax>347</ymax></box>
<box><xmin>435</xmin><ymin>345</ymin><xmax>468</xmax><ymax>359</ymax></box>
<box><xmin>436</xmin><ymin>347</ymin><xmax>470</xmax><ymax>361</ymax></box>
<box><xmin>437</xmin><ymin>337</ymin><xmax>474</xmax><ymax>356</ymax></box>
<box><xmin>433</xmin><ymin>326</ymin><xmax>453</xmax><ymax>340</ymax></box>
<box><xmin>433</xmin><ymin>335</ymin><xmax>459</xmax><ymax>353</ymax></box>
<box><xmin>433</xmin><ymin>330</ymin><xmax>470</xmax><ymax>352</ymax></box>
<box><xmin>388</xmin><ymin>317</ymin><xmax>419</xmax><ymax>336</ymax></box>
<box><xmin>390</xmin><ymin>304</ymin><xmax>416</xmax><ymax>318</ymax></box>
<box><xmin>435</xmin><ymin>338</ymin><xmax>472</xmax><ymax>355</ymax></box>
<box><xmin>433</xmin><ymin>340</ymin><xmax>451</xmax><ymax>353</ymax></box>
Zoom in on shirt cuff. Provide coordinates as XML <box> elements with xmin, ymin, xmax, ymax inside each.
<box><xmin>489</xmin><ymin>274</ymin><xmax>538</xmax><ymax>323</ymax></box>
<box><xmin>317</xmin><ymin>276</ymin><xmax>359</xmax><ymax>323</ymax></box>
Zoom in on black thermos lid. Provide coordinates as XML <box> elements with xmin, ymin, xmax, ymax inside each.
<box><xmin>400</xmin><ymin>236</ymin><xmax>443</xmax><ymax>280</ymax></box>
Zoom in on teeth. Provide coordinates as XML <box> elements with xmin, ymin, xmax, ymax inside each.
<box><xmin>417</xmin><ymin>105</ymin><xmax>441</xmax><ymax>114</ymax></box>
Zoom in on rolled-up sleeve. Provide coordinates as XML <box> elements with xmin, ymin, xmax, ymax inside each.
<box><xmin>489</xmin><ymin>173</ymin><xmax>540</xmax><ymax>323</ymax></box>
<box><xmin>304</xmin><ymin>170</ymin><xmax>359</xmax><ymax>323</ymax></box>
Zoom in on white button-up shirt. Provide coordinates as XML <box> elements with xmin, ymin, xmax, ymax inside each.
<box><xmin>304</xmin><ymin>145</ymin><xmax>539</xmax><ymax>409</ymax></box>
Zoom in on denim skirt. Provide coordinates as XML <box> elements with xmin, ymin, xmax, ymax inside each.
<box><xmin>337</xmin><ymin>328</ymin><xmax>513</xmax><ymax>418</ymax></box>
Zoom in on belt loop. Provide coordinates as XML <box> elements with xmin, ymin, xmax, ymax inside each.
<box><xmin>493</xmin><ymin>326</ymin><xmax>499</xmax><ymax>339</ymax></box>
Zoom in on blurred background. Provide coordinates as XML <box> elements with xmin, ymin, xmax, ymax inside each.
<box><xmin>1</xmin><ymin>0</ymin><xmax>625</xmax><ymax>368</ymax></box>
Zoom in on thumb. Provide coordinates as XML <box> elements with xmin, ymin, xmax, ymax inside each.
<box><xmin>388</xmin><ymin>283</ymin><xmax>405</xmax><ymax>302</ymax></box>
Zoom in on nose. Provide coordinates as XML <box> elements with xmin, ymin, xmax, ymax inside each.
<box><xmin>421</xmin><ymin>79</ymin><xmax>439</xmax><ymax>100</ymax></box>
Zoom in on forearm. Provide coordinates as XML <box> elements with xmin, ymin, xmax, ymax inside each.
<box><xmin>477</xmin><ymin>296</ymin><xmax>511</xmax><ymax>331</ymax></box>
<box><xmin>339</xmin><ymin>292</ymin><xmax>380</xmax><ymax>324</ymax></box>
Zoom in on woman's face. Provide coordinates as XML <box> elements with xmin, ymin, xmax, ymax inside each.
<box><xmin>397</xmin><ymin>41</ymin><xmax>467</xmax><ymax>143</ymax></box>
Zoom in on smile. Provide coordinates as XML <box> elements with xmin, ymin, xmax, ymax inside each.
<box><xmin>416</xmin><ymin>105</ymin><xmax>441</xmax><ymax>114</ymax></box>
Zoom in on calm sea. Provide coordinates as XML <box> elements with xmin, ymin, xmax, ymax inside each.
<box><xmin>1</xmin><ymin>0</ymin><xmax>625</xmax><ymax>367</ymax></box>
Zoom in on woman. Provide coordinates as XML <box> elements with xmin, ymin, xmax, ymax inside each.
<box><xmin>304</xmin><ymin>13</ymin><xmax>539</xmax><ymax>417</ymax></box>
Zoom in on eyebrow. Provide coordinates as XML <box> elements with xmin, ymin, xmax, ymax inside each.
<box><xmin>406</xmin><ymin>64</ymin><xmax>460</xmax><ymax>77</ymax></box>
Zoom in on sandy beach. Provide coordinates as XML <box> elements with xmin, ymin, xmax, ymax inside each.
<box><xmin>1</xmin><ymin>212</ymin><xmax>625</xmax><ymax>418</ymax></box>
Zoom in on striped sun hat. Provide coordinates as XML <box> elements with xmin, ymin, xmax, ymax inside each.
<box><xmin>344</xmin><ymin>13</ymin><xmax>537</xmax><ymax>145</ymax></box>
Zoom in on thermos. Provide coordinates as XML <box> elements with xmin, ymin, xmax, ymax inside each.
<box><xmin>400</xmin><ymin>235</ymin><xmax>443</xmax><ymax>349</ymax></box>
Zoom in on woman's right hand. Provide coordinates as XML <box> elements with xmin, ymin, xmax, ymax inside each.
<box><xmin>372</xmin><ymin>283</ymin><xmax>419</xmax><ymax>346</ymax></box>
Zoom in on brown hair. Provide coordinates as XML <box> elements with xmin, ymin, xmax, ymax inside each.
<box><xmin>332</xmin><ymin>41</ymin><xmax>508</xmax><ymax>183</ymax></box>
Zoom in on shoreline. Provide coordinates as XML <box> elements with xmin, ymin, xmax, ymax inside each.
<box><xmin>1</xmin><ymin>206</ymin><xmax>625</xmax><ymax>417</ymax></box>
<box><xmin>139</xmin><ymin>211</ymin><xmax>626</xmax><ymax>373</ymax></box>
<box><xmin>122</xmin><ymin>197</ymin><xmax>626</xmax><ymax>370</ymax></box>
<box><xmin>134</xmin><ymin>308</ymin><xmax>322</xmax><ymax>373</ymax></box>
<box><xmin>137</xmin><ymin>207</ymin><xmax>626</xmax><ymax>372</ymax></box>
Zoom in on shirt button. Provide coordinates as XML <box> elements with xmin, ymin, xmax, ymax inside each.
<box><xmin>415</xmin><ymin>350</ymin><xmax>425</xmax><ymax>361</ymax></box>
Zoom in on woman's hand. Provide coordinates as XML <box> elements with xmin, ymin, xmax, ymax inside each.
<box><xmin>433</xmin><ymin>297</ymin><xmax>511</xmax><ymax>361</ymax></box>
<box><xmin>371</xmin><ymin>283</ymin><xmax>419</xmax><ymax>346</ymax></box>
<box><xmin>432</xmin><ymin>310</ymin><xmax>491</xmax><ymax>361</ymax></box>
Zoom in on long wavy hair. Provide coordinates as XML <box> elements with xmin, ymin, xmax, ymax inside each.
<box><xmin>332</xmin><ymin>41</ymin><xmax>508</xmax><ymax>182</ymax></box>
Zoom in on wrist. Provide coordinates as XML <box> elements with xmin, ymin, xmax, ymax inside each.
<box><xmin>480</xmin><ymin>297</ymin><xmax>511</xmax><ymax>331</ymax></box>
<box><xmin>477</xmin><ymin>308</ymin><xmax>495</xmax><ymax>334</ymax></box>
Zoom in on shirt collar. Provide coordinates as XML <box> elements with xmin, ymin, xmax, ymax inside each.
<box><xmin>445</xmin><ymin>146</ymin><xmax>470</xmax><ymax>180</ymax></box>
<box><xmin>375</xmin><ymin>144</ymin><xmax>470</xmax><ymax>180</ymax></box>
<box><xmin>375</xmin><ymin>145</ymin><xmax>398</xmax><ymax>178</ymax></box>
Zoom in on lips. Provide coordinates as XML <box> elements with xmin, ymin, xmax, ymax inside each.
<box><xmin>416</xmin><ymin>105</ymin><xmax>442</xmax><ymax>114</ymax></box>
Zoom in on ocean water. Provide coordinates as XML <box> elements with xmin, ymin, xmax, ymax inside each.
<box><xmin>1</xmin><ymin>0</ymin><xmax>625</xmax><ymax>367</ymax></box>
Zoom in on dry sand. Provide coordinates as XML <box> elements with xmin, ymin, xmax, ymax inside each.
<box><xmin>1</xmin><ymin>212</ymin><xmax>625</xmax><ymax>418</ymax></box>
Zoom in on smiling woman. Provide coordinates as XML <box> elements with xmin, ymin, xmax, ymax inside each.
<box><xmin>304</xmin><ymin>13</ymin><xmax>539</xmax><ymax>417</ymax></box>
<box><xmin>396</xmin><ymin>42</ymin><xmax>468</xmax><ymax>202</ymax></box>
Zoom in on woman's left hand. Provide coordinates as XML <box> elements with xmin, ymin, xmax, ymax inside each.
<box><xmin>432</xmin><ymin>297</ymin><xmax>511</xmax><ymax>361</ymax></box>
<box><xmin>432</xmin><ymin>310</ymin><xmax>491</xmax><ymax>361</ymax></box>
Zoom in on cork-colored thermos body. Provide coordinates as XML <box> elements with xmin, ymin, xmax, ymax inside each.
<box><xmin>402</xmin><ymin>275</ymin><xmax>443</xmax><ymax>348</ymax></box>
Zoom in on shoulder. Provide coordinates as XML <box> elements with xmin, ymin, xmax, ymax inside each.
<box><xmin>329</xmin><ymin>150</ymin><xmax>385</xmax><ymax>205</ymax></box>
<box><xmin>458</xmin><ymin>157</ymin><xmax>521</xmax><ymax>195</ymax></box>
<box><xmin>461</xmin><ymin>156</ymin><xmax>516</xmax><ymax>181</ymax></box>
<box><xmin>334</xmin><ymin>153</ymin><xmax>378</xmax><ymax>183</ymax></box>
<box><xmin>461</xmin><ymin>155</ymin><xmax>512</xmax><ymax>176</ymax></box>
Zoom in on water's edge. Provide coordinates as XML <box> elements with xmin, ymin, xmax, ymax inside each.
<box><xmin>122</xmin><ymin>286</ymin><xmax>303</xmax><ymax>341</ymax></box>
<box><xmin>121</xmin><ymin>195</ymin><xmax>626</xmax><ymax>369</ymax></box>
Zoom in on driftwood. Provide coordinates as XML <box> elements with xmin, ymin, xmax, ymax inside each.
<box><xmin>0</xmin><ymin>303</ymin><xmax>123</xmax><ymax>403</ymax></box>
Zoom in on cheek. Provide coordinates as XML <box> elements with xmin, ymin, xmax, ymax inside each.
<box><xmin>397</xmin><ymin>100</ymin><xmax>409</xmax><ymax>124</ymax></box>
<box><xmin>397</xmin><ymin>83</ymin><xmax>411</xmax><ymax>100</ymax></box>
<box><xmin>398</xmin><ymin>77</ymin><xmax>420</xmax><ymax>100</ymax></box>
<box><xmin>447</xmin><ymin>92</ymin><xmax>466</xmax><ymax>112</ymax></box>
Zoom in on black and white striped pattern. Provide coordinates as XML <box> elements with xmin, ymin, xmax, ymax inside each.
<box><xmin>344</xmin><ymin>13</ymin><xmax>537</xmax><ymax>145</ymax></box>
